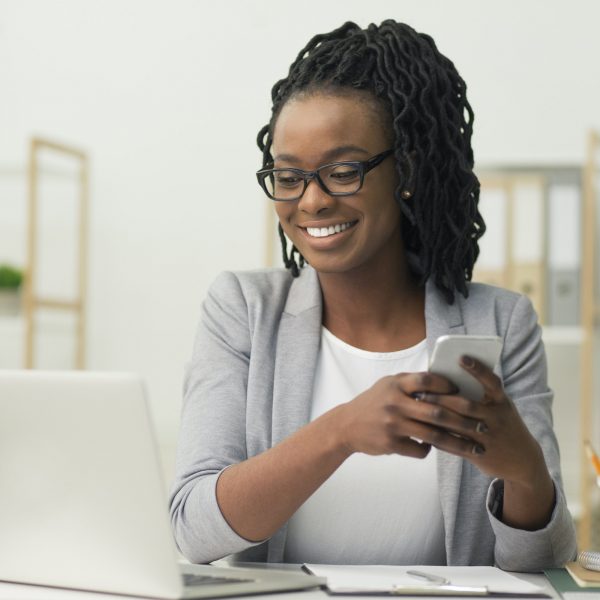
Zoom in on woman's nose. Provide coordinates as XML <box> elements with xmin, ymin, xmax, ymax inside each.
<box><xmin>297</xmin><ymin>178</ymin><xmax>335</xmax><ymax>214</ymax></box>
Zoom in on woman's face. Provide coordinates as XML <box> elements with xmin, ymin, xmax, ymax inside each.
<box><xmin>271</xmin><ymin>93</ymin><xmax>402</xmax><ymax>276</ymax></box>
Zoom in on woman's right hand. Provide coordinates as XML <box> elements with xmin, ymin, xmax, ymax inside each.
<box><xmin>331</xmin><ymin>372</ymin><xmax>479</xmax><ymax>459</ymax></box>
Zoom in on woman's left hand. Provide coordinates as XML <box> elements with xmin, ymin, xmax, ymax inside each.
<box><xmin>419</xmin><ymin>355</ymin><xmax>542</xmax><ymax>483</ymax></box>
<box><xmin>419</xmin><ymin>355</ymin><xmax>556</xmax><ymax>529</ymax></box>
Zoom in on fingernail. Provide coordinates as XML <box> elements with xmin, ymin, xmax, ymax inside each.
<box><xmin>476</xmin><ymin>421</ymin><xmax>488</xmax><ymax>434</ymax></box>
<box><xmin>461</xmin><ymin>355</ymin><xmax>474</xmax><ymax>368</ymax></box>
<box><xmin>471</xmin><ymin>443</ymin><xmax>485</xmax><ymax>455</ymax></box>
<box><xmin>419</xmin><ymin>393</ymin><xmax>439</xmax><ymax>404</ymax></box>
<box><xmin>412</xmin><ymin>392</ymin><xmax>426</xmax><ymax>402</ymax></box>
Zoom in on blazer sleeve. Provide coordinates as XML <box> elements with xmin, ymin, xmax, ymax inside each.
<box><xmin>486</xmin><ymin>294</ymin><xmax>577</xmax><ymax>571</ymax></box>
<box><xmin>168</xmin><ymin>271</ymin><xmax>265</xmax><ymax>563</ymax></box>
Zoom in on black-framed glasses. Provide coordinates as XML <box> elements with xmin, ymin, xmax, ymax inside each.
<box><xmin>256</xmin><ymin>148</ymin><xmax>394</xmax><ymax>202</ymax></box>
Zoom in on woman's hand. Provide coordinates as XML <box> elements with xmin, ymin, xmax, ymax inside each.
<box><xmin>414</xmin><ymin>355</ymin><xmax>556</xmax><ymax>529</ymax></box>
<box><xmin>412</xmin><ymin>356</ymin><xmax>545</xmax><ymax>483</ymax></box>
<box><xmin>333</xmin><ymin>371</ymin><xmax>484</xmax><ymax>460</ymax></box>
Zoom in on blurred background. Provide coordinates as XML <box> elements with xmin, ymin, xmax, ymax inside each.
<box><xmin>1</xmin><ymin>0</ymin><xmax>599</xmax><ymax>547</ymax></box>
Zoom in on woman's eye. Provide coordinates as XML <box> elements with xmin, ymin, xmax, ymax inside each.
<box><xmin>329</xmin><ymin>167</ymin><xmax>360</xmax><ymax>182</ymax></box>
<box><xmin>331</xmin><ymin>170</ymin><xmax>358</xmax><ymax>179</ymax></box>
<box><xmin>275</xmin><ymin>173</ymin><xmax>303</xmax><ymax>187</ymax></box>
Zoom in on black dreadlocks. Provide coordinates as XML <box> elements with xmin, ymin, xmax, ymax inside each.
<box><xmin>256</xmin><ymin>20</ymin><xmax>485</xmax><ymax>304</ymax></box>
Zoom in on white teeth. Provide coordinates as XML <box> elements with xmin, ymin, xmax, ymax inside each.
<box><xmin>306</xmin><ymin>221</ymin><xmax>354</xmax><ymax>238</ymax></box>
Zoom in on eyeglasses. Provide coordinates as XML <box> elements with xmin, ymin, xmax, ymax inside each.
<box><xmin>256</xmin><ymin>148</ymin><xmax>394</xmax><ymax>202</ymax></box>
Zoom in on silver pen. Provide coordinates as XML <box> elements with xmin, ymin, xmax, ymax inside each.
<box><xmin>398</xmin><ymin>571</ymin><xmax>488</xmax><ymax>596</ymax></box>
<box><xmin>406</xmin><ymin>570</ymin><xmax>450</xmax><ymax>585</ymax></box>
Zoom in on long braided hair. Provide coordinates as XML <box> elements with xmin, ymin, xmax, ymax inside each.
<box><xmin>257</xmin><ymin>20</ymin><xmax>485</xmax><ymax>304</ymax></box>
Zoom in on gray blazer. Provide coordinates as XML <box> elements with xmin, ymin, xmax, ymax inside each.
<box><xmin>169</xmin><ymin>266</ymin><xmax>577</xmax><ymax>570</ymax></box>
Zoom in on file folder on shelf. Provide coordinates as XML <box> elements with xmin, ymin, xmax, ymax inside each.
<box><xmin>547</xmin><ymin>182</ymin><xmax>581</xmax><ymax>326</ymax></box>
<box><xmin>474</xmin><ymin>185</ymin><xmax>508</xmax><ymax>289</ymax></box>
<box><xmin>511</xmin><ymin>180</ymin><xmax>546</xmax><ymax>322</ymax></box>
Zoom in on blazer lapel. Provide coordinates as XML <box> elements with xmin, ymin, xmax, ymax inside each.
<box><xmin>271</xmin><ymin>266</ymin><xmax>322</xmax><ymax>448</ymax></box>
<box><xmin>424</xmin><ymin>280</ymin><xmax>466</xmax><ymax>564</ymax></box>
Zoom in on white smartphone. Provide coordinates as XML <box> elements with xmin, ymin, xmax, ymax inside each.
<box><xmin>428</xmin><ymin>335</ymin><xmax>503</xmax><ymax>402</ymax></box>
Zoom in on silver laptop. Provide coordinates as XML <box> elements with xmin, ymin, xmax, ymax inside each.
<box><xmin>0</xmin><ymin>370</ymin><xmax>324</xmax><ymax>598</ymax></box>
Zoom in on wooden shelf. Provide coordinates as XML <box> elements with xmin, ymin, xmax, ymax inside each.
<box><xmin>23</xmin><ymin>137</ymin><xmax>89</xmax><ymax>370</ymax></box>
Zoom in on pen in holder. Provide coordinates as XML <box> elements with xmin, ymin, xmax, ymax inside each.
<box><xmin>583</xmin><ymin>440</ymin><xmax>600</xmax><ymax>552</ymax></box>
<box><xmin>584</xmin><ymin>441</ymin><xmax>600</xmax><ymax>488</ymax></box>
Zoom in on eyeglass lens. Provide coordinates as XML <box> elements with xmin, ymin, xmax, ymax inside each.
<box><xmin>265</xmin><ymin>163</ymin><xmax>361</xmax><ymax>200</ymax></box>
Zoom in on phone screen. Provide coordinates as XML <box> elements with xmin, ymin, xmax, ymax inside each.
<box><xmin>428</xmin><ymin>335</ymin><xmax>502</xmax><ymax>401</ymax></box>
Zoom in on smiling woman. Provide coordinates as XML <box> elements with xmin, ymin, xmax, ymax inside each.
<box><xmin>169</xmin><ymin>19</ymin><xmax>576</xmax><ymax>569</ymax></box>
<box><xmin>270</xmin><ymin>96</ymin><xmax>402</xmax><ymax>279</ymax></box>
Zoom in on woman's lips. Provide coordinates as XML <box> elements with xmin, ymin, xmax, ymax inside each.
<box><xmin>297</xmin><ymin>220</ymin><xmax>358</xmax><ymax>248</ymax></box>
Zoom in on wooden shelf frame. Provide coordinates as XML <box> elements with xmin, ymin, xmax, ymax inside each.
<box><xmin>579</xmin><ymin>130</ymin><xmax>600</xmax><ymax>549</ymax></box>
<box><xmin>23</xmin><ymin>137</ymin><xmax>89</xmax><ymax>369</ymax></box>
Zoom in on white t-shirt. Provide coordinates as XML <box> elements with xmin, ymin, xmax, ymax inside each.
<box><xmin>284</xmin><ymin>327</ymin><xmax>446</xmax><ymax>565</ymax></box>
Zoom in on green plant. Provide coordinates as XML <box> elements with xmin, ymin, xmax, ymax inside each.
<box><xmin>0</xmin><ymin>264</ymin><xmax>24</xmax><ymax>289</ymax></box>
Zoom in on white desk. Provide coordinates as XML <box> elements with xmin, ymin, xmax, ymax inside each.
<box><xmin>0</xmin><ymin>568</ymin><xmax>560</xmax><ymax>600</ymax></box>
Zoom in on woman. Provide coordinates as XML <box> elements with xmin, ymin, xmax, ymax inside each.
<box><xmin>169</xmin><ymin>20</ymin><xmax>576</xmax><ymax>569</ymax></box>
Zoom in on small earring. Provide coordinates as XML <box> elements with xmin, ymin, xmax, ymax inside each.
<box><xmin>401</xmin><ymin>190</ymin><xmax>412</xmax><ymax>199</ymax></box>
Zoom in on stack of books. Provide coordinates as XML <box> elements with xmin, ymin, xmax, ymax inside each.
<box><xmin>545</xmin><ymin>552</ymin><xmax>600</xmax><ymax>596</ymax></box>
<box><xmin>566</xmin><ymin>554</ymin><xmax>600</xmax><ymax>587</ymax></box>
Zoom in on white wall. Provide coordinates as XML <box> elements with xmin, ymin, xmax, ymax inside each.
<box><xmin>1</xmin><ymin>0</ymin><xmax>599</xmax><ymax>482</ymax></box>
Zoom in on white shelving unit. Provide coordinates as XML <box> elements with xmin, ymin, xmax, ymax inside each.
<box><xmin>475</xmin><ymin>131</ymin><xmax>600</xmax><ymax>548</ymax></box>
<box><xmin>0</xmin><ymin>137</ymin><xmax>89</xmax><ymax>370</ymax></box>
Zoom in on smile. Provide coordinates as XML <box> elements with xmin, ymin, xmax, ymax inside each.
<box><xmin>304</xmin><ymin>221</ymin><xmax>357</xmax><ymax>238</ymax></box>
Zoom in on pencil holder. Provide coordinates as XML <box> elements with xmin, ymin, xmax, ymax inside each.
<box><xmin>593</xmin><ymin>480</ymin><xmax>600</xmax><ymax>550</ymax></box>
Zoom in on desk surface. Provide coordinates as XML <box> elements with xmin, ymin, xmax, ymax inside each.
<box><xmin>0</xmin><ymin>568</ymin><xmax>559</xmax><ymax>600</ymax></box>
